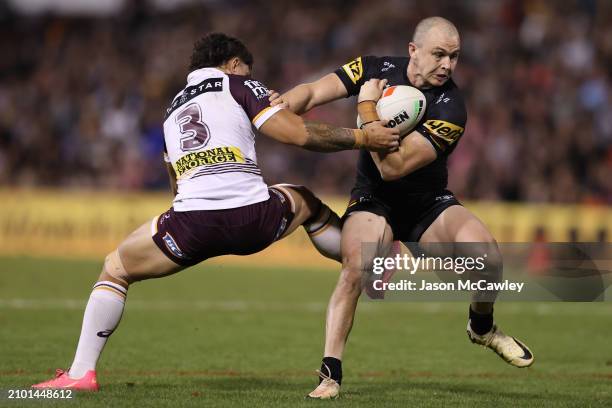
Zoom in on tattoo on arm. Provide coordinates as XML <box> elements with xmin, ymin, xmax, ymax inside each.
<box><xmin>303</xmin><ymin>120</ymin><xmax>355</xmax><ymax>152</ymax></box>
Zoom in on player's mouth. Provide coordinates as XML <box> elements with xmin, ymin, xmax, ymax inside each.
<box><xmin>434</xmin><ymin>74</ymin><xmax>448</xmax><ymax>81</ymax></box>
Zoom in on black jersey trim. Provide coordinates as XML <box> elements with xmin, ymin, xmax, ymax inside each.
<box><xmin>165</xmin><ymin>78</ymin><xmax>224</xmax><ymax>119</ymax></box>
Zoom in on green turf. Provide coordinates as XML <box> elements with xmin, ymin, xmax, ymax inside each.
<box><xmin>0</xmin><ymin>256</ymin><xmax>610</xmax><ymax>407</ymax></box>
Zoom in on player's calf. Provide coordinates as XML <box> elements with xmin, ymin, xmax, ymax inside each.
<box><xmin>303</xmin><ymin>201</ymin><xmax>341</xmax><ymax>262</ymax></box>
<box><xmin>32</xmin><ymin>219</ymin><xmax>182</xmax><ymax>390</ymax></box>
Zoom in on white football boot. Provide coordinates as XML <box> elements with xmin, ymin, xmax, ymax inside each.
<box><xmin>306</xmin><ymin>364</ymin><xmax>340</xmax><ymax>400</ymax></box>
<box><xmin>467</xmin><ymin>321</ymin><xmax>534</xmax><ymax>368</ymax></box>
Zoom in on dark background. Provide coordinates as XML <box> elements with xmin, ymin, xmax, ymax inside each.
<box><xmin>0</xmin><ymin>0</ymin><xmax>610</xmax><ymax>203</ymax></box>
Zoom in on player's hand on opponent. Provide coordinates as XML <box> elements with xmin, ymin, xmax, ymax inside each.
<box><xmin>358</xmin><ymin>78</ymin><xmax>387</xmax><ymax>103</ymax></box>
<box><xmin>362</xmin><ymin>120</ymin><xmax>400</xmax><ymax>153</ymax></box>
<box><xmin>268</xmin><ymin>90</ymin><xmax>288</xmax><ymax>108</ymax></box>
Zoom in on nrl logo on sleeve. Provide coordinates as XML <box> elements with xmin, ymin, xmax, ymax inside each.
<box><xmin>244</xmin><ymin>80</ymin><xmax>269</xmax><ymax>100</ymax></box>
<box><xmin>423</xmin><ymin>119</ymin><xmax>464</xmax><ymax>148</ymax></box>
<box><xmin>342</xmin><ymin>57</ymin><xmax>363</xmax><ymax>84</ymax></box>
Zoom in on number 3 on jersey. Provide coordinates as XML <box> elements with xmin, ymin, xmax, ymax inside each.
<box><xmin>175</xmin><ymin>103</ymin><xmax>211</xmax><ymax>151</ymax></box>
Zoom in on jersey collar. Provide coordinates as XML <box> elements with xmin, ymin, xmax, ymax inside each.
<box><xmin>187</xmin><ymin>67</ymin><xmax>225</xmax><ymax>84</ymax></box>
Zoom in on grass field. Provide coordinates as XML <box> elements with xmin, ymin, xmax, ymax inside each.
<box><xmin>1</xmin><ymin>256</ymin><xmax>611</xmax><ymax>407</ymax></box>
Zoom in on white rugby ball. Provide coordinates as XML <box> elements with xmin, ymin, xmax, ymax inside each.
<box><xmin>357</xmin><ymin>85</ymin><xmax>426</xmax><ymax>136</ymax></box>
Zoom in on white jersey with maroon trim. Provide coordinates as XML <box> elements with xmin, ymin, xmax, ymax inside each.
<box><xmin>163</xmin><ymin>67</ymin><xmax>281</xmax><ymax>211</ymax></box>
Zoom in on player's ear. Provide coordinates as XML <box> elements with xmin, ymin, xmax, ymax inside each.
<box><xmin>408</xmin><ymin>42</ymin><xmax>417</xmax><ymax>58</ymax></box>
<box><xmin>229</xmin><ymin>57</ymin><xmax>239</xmax><ymax>73</ymax></box>
<box><xmin>225</xmin><ymin>57</ymin><xmax>240</xmax><ymax>74</ymax></box>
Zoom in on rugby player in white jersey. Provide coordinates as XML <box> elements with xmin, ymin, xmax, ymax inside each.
<box><xmin>32</xmin><ymin>33</ymin><xmax>399</xmax><ymax>391</ymax></box>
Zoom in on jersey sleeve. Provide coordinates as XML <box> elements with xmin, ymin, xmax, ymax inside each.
<box><xmin>415</xmin><ymin>89</ymin><xmax>467</xmax><ymax>156</ymax></box>
<box><xmin>228</xmin><ymin>75</ymin><xmax>282</xmax><ymax>129</ymax></box>
<box><xmin>334</xmin><ymin>56</ymin><xmax>379</xmax><ymax>97</ymax></box>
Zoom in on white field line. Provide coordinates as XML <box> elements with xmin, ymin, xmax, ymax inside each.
<box><xmin>0</xmin><ymin>299</ymin><xmax>610</xmax><ymax>315</ymax></box>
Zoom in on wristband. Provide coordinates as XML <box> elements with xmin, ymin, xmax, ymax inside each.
<box><xmin>352</xmin><ymin>129</ymin><xmax>366</xmax><ymax>149</ymax></box>
<box><xmin>357</xmin><ymin>100</ymin><xmax>379</xmax><ymax>124</ymax></box>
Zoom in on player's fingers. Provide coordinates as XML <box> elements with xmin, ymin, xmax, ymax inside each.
<box><xmin>375</xmin><ymin>119</ymin><xmax>389</xmax><ymax>127</ymax></box>
<box><xmin>271</xmin><ymin>99</ymin><xmax>288</xmax><ymax>108</ymax></box>
<box><xmin>378</xmin><ymin>79</ymin><xmax>388</xmax><ymax>90</ymax></box>
<box><xmin>268</xmin><ymin>90</ymin><xmax>279</xmax><ymax>99</ymax></box>
<box><xmin>386</xmin><ymin>127</ymin><xmax>400</xmax><ymax>136</ymax></box>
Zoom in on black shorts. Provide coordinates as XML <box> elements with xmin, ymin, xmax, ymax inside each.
<box><xmin>342</xmin><ymin>189</ymin><xmax>461</xmax><ymax>242</ymax></box>
<box><xmin>152</xmin><ymin>188</ymin><xmax>294</xmax><ymax>266</ymax></box>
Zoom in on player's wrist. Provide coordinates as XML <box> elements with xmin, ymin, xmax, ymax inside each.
<box><xmin>352</xmin><ymin>128</ymin><xmax>366</xmax><ymax>149</ymax></box>
<box><xmin>357</xmin><ymin>101</ymin><xmax>379</xmax><ymax>124</ymax></box>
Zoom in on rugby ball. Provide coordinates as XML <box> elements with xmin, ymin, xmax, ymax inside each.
<box><xmin>357</xmin><ymin>85</ymin><xmax>426</xmax><ymax>136</ymax></box>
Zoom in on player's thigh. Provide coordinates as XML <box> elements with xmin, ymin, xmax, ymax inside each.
<box><xmin>420</xmin><ymin>205</ymin><xmax>500</xmax><ymax>265</ymax></box>
<box><xmin>341</xmin><ymin>211</ymin><xmax>393</xmax><ymax>273</ymax></box>
<box><xmin>116</xmin><ymin>219</ymin><xmax>183</xmax><ymax>282</ymax></box>
<box><xmin>270</xmin><ymin>183</ymin><xmax>320</xmax><ymax>238</ymax></box>
<box><xmin>420</xmin><ymin>205</ymin><xmax>495</xmax><ymax>243</ymax></box>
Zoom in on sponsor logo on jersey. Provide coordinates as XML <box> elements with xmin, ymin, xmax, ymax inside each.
<box><xmin>423</xmin><ymin>119</ymin><xmax>464</xmax><ymax>150</ymax></box>
<box><xmin>435</xmin><ymin>194</ymin><xmax>455</xmax><ymax>202</ymax></box>
<box><xmin>165</xmin><ymin>78</ymin><xmax>223</xmax><ymax>118</ymax></box>
<box><xmin>163</xmin><ymin>232</ymin><xmax>187</xmax><ymax>259</ymax></box>
<box><xmin>174</xmin><ymin>146</ymin><xmax>246</xmax><ymax>176</ymax></box>
<box><xmin>381</xmin><ymin>61</ymin><xmax>396</xmax><ymax>72</ymax></box>
<box><xmin>342</xmin><ymin>57</ymin><xmax>363</xmax><ymax>84</ymax></box>
<box><xmin>435</xmin><ymin>92</ymin><xmax>451</xmax><ymax>104</ymax></box>
<box><xmin>244</xmin><ymin>80</ymin><xmax>269</xmax><ymax>100</ymax></box>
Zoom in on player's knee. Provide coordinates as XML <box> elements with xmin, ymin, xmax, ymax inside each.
<box><xmin>339</xmin><ymin>252</ymin><xmax>367</xmax><ymax>286</ymax></box>
<box><xmin>295</xmin><ymin>185</ymin><xmax>322</xmax><ymax>212</ymax></box>
<box><xmin>468</xmin><ymin>241</ymin><xmax>503</xmax><ymax>279</ymax></box>
<box><xmin>272</xmin><ymin>183</ymin><xmax>321</xmax><ymax>219</ymax></box>
<box><xmin>337</xmin><ymin>266</ymin><xmax>363</xmax><ymax>295</ymax></box>
<box><xmin>102</xmin><ymin>249</ymin><xmax>132</xmax><ymax>286</ymax></box>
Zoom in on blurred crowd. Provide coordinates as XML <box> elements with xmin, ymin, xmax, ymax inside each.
<box><xmin>0</xmin><ymin>0</ymin><xmax>611</xmax><ymax>203</ymax></box>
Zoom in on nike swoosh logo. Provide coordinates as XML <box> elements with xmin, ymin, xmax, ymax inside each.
<box><xmin>512</xmin><ymin>338</ymin><xmax>533</xmax><ymax>360</ymax></box>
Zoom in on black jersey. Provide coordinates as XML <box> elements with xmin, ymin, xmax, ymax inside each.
<box><xmin>334</xmin><ymin>56</ymin><xmax>467</xmax><ymax>199</ymax></box>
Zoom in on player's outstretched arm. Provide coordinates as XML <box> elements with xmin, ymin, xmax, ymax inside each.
<box><xmin>259</xmin><ymin>109</ymin><xmax>399</xmax><ymax>153</ymax></box>
<box><xmin>276</xmin><ymin>73</ymin><xmax>348</xmax><ymax>114</ymax></box>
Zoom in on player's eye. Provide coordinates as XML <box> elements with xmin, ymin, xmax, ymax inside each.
<box><xmin>433</xmin><ymin>52</ymin><xmax>443</xmax><ymax>59</ymax></box>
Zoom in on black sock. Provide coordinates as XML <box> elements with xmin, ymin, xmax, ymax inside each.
<box><xmin>469</xmin><ymin>306</ymin><xmax>494</xmax><ymax>335</ymax></box>
<box><xmin>320</xmin><ymin>357</ymin><xmax>342</xmax><ymax>385</ymax></box>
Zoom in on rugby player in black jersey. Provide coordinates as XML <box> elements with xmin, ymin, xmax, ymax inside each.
<box><xmin>275</xmin><ymin>16</ymin><xmax>534</xmax><ymax>399</ymax></box>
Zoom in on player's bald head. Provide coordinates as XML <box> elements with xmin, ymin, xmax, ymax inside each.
<box><xmin>412</xmin><ymin>17</ymin><xmax>459</xmax><ymax>46</ymax></box>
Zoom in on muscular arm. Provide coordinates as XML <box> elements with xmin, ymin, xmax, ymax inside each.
<box><xmin>302</xmin><ymin>120</ymin><xmax>357</xmax><ymax>151</ymax></box>
<box><xmin>370</xmin><ymin>131</ymin><xmax>437</xmax><ymax>181</ymax></box>
<box><xmin>281</xmin><ymin>73</ymin><xmax>348</xmax><ymax>114</ymax></box>
<box><xmin>259</xmin><ymin>109</ymin><xmax>398</xmax><ymax>152</ymax></box>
